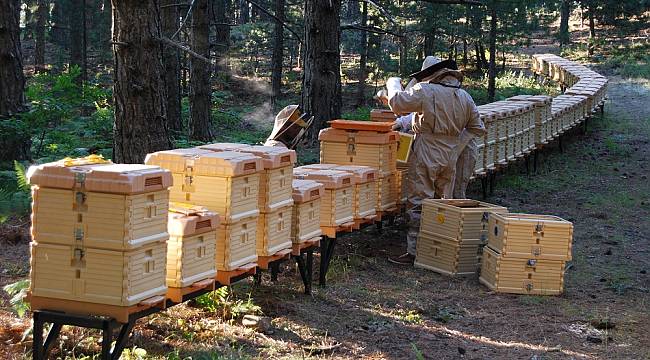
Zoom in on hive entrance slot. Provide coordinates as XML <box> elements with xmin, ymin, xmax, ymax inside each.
<box><xmin>145</xmin><ymin>176</ymin><xmax>163</xmax><ymax>187</ymax></box>
<box><xmin>196</xmin><ymin>220</ymin><xmax>211</xmax><ymax>230</ymax></box>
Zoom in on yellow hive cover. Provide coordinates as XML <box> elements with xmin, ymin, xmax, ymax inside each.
<box><xmin>292</xmin><ymin>179</ymin><xmax>324</xmax><ymax>203</ymax></box>
<box><xmin>235</xmin><ymin>145</ymin><xmax>297</xmax><ymax>169</ymax></box>
<box><xmin>146</xmin><ymin>149</ymin><xmax>262</xmax><ymax>177</ymax></box>
<box><xmin>27</xmin><ymin>158</ymin><xmax>172</xmax><ymax>194</ymax></box>
<box><xmin>332</xmin><ymin>165</ymin><xmax>377</xmax><ymax>183</ymax></box>
<box><xmin>198</xmin><ymin>143</ymin><xmax>252</xmax><ymax>152</ymax></box>
<box><xmin>168</xmin><ymin>202</ymin><xmax>219</xmax><ymax>237</ymax></box>
<box><xmin>293</xmin><ymin>169</ymin><xmax>354</xmax><ymax>189</ymax></box>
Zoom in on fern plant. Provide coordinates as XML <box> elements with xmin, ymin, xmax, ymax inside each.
<box><xmin>3</xmin><ymin>280</ymin><xmax>30</xmax><ymax>318</ymax></box>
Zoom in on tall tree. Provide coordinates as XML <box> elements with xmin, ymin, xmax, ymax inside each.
<box><xmin>270</xmin><ymin>0</ymin><xmax>284</xmax><ymax>107</ymax></box>
<box><xmin>302</xmin><ymin>0</ymin><xmax>342</xmax><ymax>144</ymax></box>
<box><xmin>161</xmin><ymin>0</ymin><xmax>182</xmax><ymax>131</ymax></box>
<box><xmin>0</xmin><ymin>0</ymin><xmax>29</xmax><ymax>161</ymax></box>
<box><xmin>70</xmin><ymin>0</ymin><xmax>86</xmax><ymax>82</ymax></box>
<box><xmin>487</xmin><ymin>1</ymin><xmax>497</xmax><ymax>102</ymax></box>
<box><xmin>559</xmin><ymin>0</ymin><xmax>571</xmax><ymax>46</ymax></box>
<box><xmin>587</xmin><ymin>3</ymin><xmax>595</xmax><ymax>56</ymax></box>
<box><xmin>112</xmin><ymin>0</ymin><xmax>171</xmax><ymax>163</ymax></box>
<box><xmin>35</xmin><ymin>0</ymin><xmax>48</xmax><ymax>70</ymax></box>
<box><xmin>213</xmin><ymin>0</ymin><xmax>230</xmax><ymax>70</ymax></box>
<box><xmin>355</xmin><ymin>0</ymin><xmax>367</xmax><ymax>107</ymax></box>
<box><xmin>189</xmin><ymin>0</ymin><xmax>213</xmax><ymax>141</ymax></box>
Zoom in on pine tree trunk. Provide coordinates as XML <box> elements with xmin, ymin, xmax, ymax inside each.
<box><xmin>35</xmin><ymin>0</ymin><xmax>48</xmax><ymax>70</ymax></box>
<box><xmin>239</xmin><ymin>0</ymin><xmax>249</xmax><ymax>23</ymax></box>
<box><xmin>588</xmin><ymin>6</ymin><xmax>595</xmax><ymax>56</ymax></box>
<box><xmin>355</xmin><ymin>0</ymin><xmax>367</xmax><ymax>107</ymax></box>
<box><xmin>161</xmin><ymin>0</ymin><xmax>182</xmax><ymax>131</ymax></box>
<box><xmin>399</xmin><ymin>28</ymin><xmax>407</xmax><ymax>75</ymax></box>
<box><xmin>270</xmin><ymin>0</ymin><xmax>284</xmax><ymax>107</ymax></box>
<box><xmin>70</xmin><ymin>0</ymin><xmax>85</xmax><ymax>82</ymax></box>
<box><xmin>559</xmin><ymin>0</ymin><xmax>570</xmax><ymax>46</ymax></box>
<box><xmin>50</xmin><ymin>0</ymin><xmax>67</xmax><ymax>47</ymax></box>
<box><xmin>302</xmin><ymin>0</ymin><xmax>342</xmax><ymax>144</ymax></box>
<box><xmin>0</xmin><ymin>0</ymin><xmax>30</xmax><ymax>161</ymax></box>
<box><xmin>189</xmin><ymin>0</ymin><xmax>212</xmax><ymax>141</ymax></box>
<box><xmin>487</xmin><ymin>3</ymin><xmax>497</xmax><ymax>102</ymax></box>
<box><xmin>112</xmin><ymin>0</ymin><xmax>171</xmax><ymax>163</ymax></box>
<box><xmin>213</xmin><ymin>0</ymin><xmax>230</xmax><ymax>71</ymax></box>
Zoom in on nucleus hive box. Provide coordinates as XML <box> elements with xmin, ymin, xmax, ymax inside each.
<box><xmin>291</xmin><ymin>179</ymin><xmax>324</xmax><ymax>243</ymax></box>
<box><xmin>294</xmin><ymin>169</ymin><xmax>354</xmax><ymax>228</ymax></box>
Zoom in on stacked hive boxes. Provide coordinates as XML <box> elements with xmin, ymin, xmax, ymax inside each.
<box><xmin>507</xmin><ymin>95</ymin><xmax>553</xmax><ymax>146</ymax></box>
<box><xmin>291</xmin><ymin>180</ymin><xmax>325</xmax><ymax>244</ymax></box>
<box><xmin>145</xmin><ymin>149</ymin><xmax>263</xmax><ymax>271</ymax></box>
<box><xmin>293</xmin><ymin>169</ymin><xmax>354</xmax><ymax>233</ymax></box>
<box><xmin>166</xmin><ymin>203</ymin><xmax>218</xmax><ymax>300</ymax></box>
<box><xmin>319</xmin><ymin>123</ymin><xmax>399</xmax><ymax>213</ymax></box>
<box><xmin>416</xmin><ymin>199</ymin><xmax>507</xmax><ymax>276</ymax></box>
<box><xmin>480</xmin><ymin>213</ymin><xmax>573</xmax><ymax>295</ymax></box>
<box><xmin>28</xmin><ymin>156</ymin><xmax>172</xmax><ymax>311</ymax></box>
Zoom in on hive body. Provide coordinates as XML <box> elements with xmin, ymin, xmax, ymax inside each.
<box><xmin>291</xmin><ymin>180</ymin><xmax>324</xmax><ymax>243</ymax></box>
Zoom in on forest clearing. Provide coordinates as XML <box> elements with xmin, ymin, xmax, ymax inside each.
<box><xmin>0</xmin><ymin>0</ymin><xmax>649</xmax><ymax>359</ymax></box>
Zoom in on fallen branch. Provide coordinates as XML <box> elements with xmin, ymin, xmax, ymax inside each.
<box><xmin>159</xmin><ymin>37</ymin><xmax>214</xmax><ymax>65</ymax></box>
<box><xmin>242</xmin><ymin>0</ymin><xmax>303</xmax><ymax>44</ymax></box>
<box><xmin>341</xmin><ymin>24</ymin><xmax>403</xmax><ymax>37</ymax></box>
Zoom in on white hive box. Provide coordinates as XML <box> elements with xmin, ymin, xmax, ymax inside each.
<box><xmin>291</xmin><ymin>179</ymin><xmax>324</xmax><ymax>243</ymax></box>
<box><xmin>145</xmin><ymin>148</ymin><xmax>263</xmax><ymax>223</ymax></box>
<box><xmin>166</xmin><ymin>203</ymin><xmax>219</xmax><ymax>288</ymax></box>
<box><xmin>27</xmin><ymin>157</ymin><xmax>172</xmax><ymax>251</ymax></box>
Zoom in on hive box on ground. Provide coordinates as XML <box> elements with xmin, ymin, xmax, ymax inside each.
<box><xmin>293</xmin><ymin>169</ymin><xmax>354</xmax><ymax>228</ymax></box>
<box><xmin>27</xmin><ymin>158</ymin><xmax>172</xmax><ymax>251</ymax></box>
<box><xmin>166</xmin><ymin>203</ymin><xmax>219</xmax><ymax>288</ymax></box>
<box><xmin>488</xmin><ymin>213</ymin><xmax>573</xmax><ymax>261</ymax></box>
<box><xmin>291</xmin><ymin>180</ymin><xmax>324</xmax><ymax>243</ymax></box>
<box><xmin>30</xmin><ymin>240</ymin><xmax>167</xmax><ymax>306</ymax></box>
<box><xmin>479</xmin><ymin>246</ymin><xmax>565</xmax><ymax>295</ymax></box>
<box><xmin>145</xmin><ymin>149</ymin><xmax>262</xmax><ymax>223</ymax></box>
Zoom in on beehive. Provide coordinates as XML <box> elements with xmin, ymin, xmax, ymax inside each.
<box><xmin>200</xmin><ymin>144</ymin><xmax>296</xmax><ymax>212</ymax></box>
<box><xmin>507</xmin><ymin>95</ymin><xmax>553</xmax><ymax>145</ymax></box>
<box><xmin>396</xmin><ymin>169</ymin><xmax>408</xmax><ymax>205</ymax></box>
<box><xmin>30</xmin><ymin>240</ymin><xmax>167</xmax><ymax>306</ymax></box>
<box><xmin>294</xmin><ymin>169</ymin><xmax>354</xmax><ymax>227</ymax></box>
<box><xmin>27</xmin><ymin>158</ymin><xmax>172</xmax><ymax>251</ymax></box>
<box><xmin>166</xmin><ymin>204</ymin><xmax>219</xmax><ymax>288</ymax></box>
<box><xmin>319</xmin><ymin>127</ymin><xmax>398</xmax><ymax>174</ymax></box>
<box><xmin>479</xmin><ymin>246</ymin><xmax>565</xmax><ymax>295</ymax></box>
<box><xmin>145</xmin><ymin>149</ymin><xmax>262</xmax><ymax>223</ymax></box>
<box><xmin>488</xmin><ymin>213</ymin><xmax>573</xmax><ymax>261</ymax></box>
<box><xmin>216</xmin><ymin>214</ymin><xmax>258</xmax><ymax>271</ymax></box>
<box><xmin>376</xmin><ymin>172</ymin><xmax>398</xmax><ymax>212</ymax></box>
<box><xmin>370</xmin><ymin>109</ymin><xmax>398</xmax><ymax>122</ymax></box>
<box><xmin>419</xmin><ymin>199</ymin><xmax>508</xmax><ymax>241</ymax></box>
<box><xmin>415</xmin><ymin>231</ymin><xmax>483</xmax><ymax>275</ymax></box>
<box><xmin>256</xmin><ymin>203</ymin><xmax>293</xmax><ymax>256</ymax></box>
<box><xmin>291</xmin><ymin>180</ymin><xmax>324</xmax><ymax>243</ymax></box>
<box><xmin>332</xmin><ymin>165</ymin><xmax>377</xmax><ymax>220</ymax></box>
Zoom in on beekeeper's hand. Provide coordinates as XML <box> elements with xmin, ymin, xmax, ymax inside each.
<box><xmin>391</xmin><ymin>120</ymin><xmax>401</xmax><ymax>131</ymax></box>
<box><xmin>386</xmin><ymin>77</ymin><xmax>403</xmax><ymax>99</ymax></box>
<box><xmin>375</xmin><ymin>90</ymin><xmax>389</xmax><ymax>105</ymax></box>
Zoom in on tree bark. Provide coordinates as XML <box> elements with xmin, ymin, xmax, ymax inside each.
<box><xmin>355</xmin><ymin>0</ymin><xmax>367</xmax><ymax>107</ymax></box>
<box><xmin>213</xmin><ymin>0</ymin><xmax>230</xmax><ymax>70</ymax></box>
<box><xmin>270</xmin><ymin>0</ymin><xmax>284</xmax><ymax>107</ymax></box>
<box><xmin>302</xmin><ymin>0</ymin><xmax>342</xmax><ymax>144</ymax></box>
<box><xmin>559</xmin><ymin>0</ymin><xmax>570</xmax><ymax>46</ymax></box>
<box><xmin>239</xmin><ymin>0</ymin><xmax>249</xmax><ymax>23</ymax></box>
<box><xmin>70</xmin><ymin>0</ymin><xmax>86</xmax><ymax>82</ymax></box>
<box><xmin>112</xmin><ymin>0</ymin><xmax>171</xmax><ymax>163</ymax></box>
<box><xmin>188</xmin><ymin>0</ymin><xmax>212</xmax><ymax>141</ymax></box>
<box><xmin>35</xmin><ymin>0</ymin><xmax>48</xmax><ymax>70</ymax></box>
<box><xmin>487</xmin><ymin>2</ymin><xmax>497</xmax><ymax>102</ymax></box>
<box><xmin>588</xmin><ymin>5</ymin><xmax>595</xmax><ymax>56</ymax></box>
<box><xmin>161</xmin><ymin>0</ymin><xmax>182</xmax><ymax>131</ymax></box>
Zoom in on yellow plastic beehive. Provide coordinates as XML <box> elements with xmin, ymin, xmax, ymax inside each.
<box><xmin>256</xmin><ymin>203</ymin><xmax>293</xmax><ymax>256</ymax></box>
<box><xmin>319</xmin><ymin>127</ymin><xmax>398</xmax><ymax>174</ymax></box>
<box><xmin>332</xmin><ymin>165</ymin><xmax>377</xmax><ymax>220</ymax></box>
<box><xmin>480</xmin><ymin>246</ymin><xmax>565</xmax><ymax>295</ymax></box>
<box><xmin>291</xmin><ymin>180</ymin><xmax>324</xmax><ymax>243</ymax></box>
<box><xmin>376</xmin><ymin>172</ymin><xmax>397</xmax><ymax>212</ymax></box>
<box><xmin>488</xmin><ymin>213</ymin><xmax>573</xmax><ymax>261</ymax></box>
<box><xmin>294</xmin><ymin>169</ymin><xmax>354</xmax><ymax>227</ymax></box>
<box><xmin>420</xmin><ymin>199</ymin><xmax>508</xmax><ymax>241</ymax></box>
<box><xmin>27</xmin><ymin>159</ymin><xmax>172</xmax><ymax>251</ymax></box>
<box><xmin>30</xmin><ymin>240</ymin><xmax>167</xmax><ymax>306</ymax></box>
<box><xmin>216</xmin><ymin>214</ymin><xmax>258</xmax><ymax>271</ymax></box>
<box><xmin>415</xmin><ymin>230</ymin><xmax>483</xmax><ymax>276</ymax></box>
<box><xmin>166</xmin><ymin>204</ymin><xmax>219</xmax><ymax>288</ymax></box>
<box><xmin>396</xmin><ymin>169</ymin><xmax>408</xmax><ymax>204</ymax></box>
<box><xmin>145</xmin><ymin>149</ymin><xmax>263</xmax><ymax>223</ymax></box>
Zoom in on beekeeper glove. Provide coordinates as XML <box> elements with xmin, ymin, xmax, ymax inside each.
<box><xmin>386</xmin><ymin>77</ymin><xmax>403</xmax><ymax>99</ymax></box>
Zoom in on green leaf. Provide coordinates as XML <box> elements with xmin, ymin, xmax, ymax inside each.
<box><xmin>14</xmin><ymin>161</ymin><xmax>30</xmax><ymax>193</ymax></box>
<box><xmin>3</xmin><ymin>280</ymin><xmax>30</xmax><ymax>318</ymax></box>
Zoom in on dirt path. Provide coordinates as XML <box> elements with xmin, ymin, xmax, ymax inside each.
<box><xmin>1</xmin><ymin>76</ymin><xmax>648</xmax><ymax>359</ymax></box>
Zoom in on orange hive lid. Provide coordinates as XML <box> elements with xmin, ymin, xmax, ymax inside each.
<box><xmin>27</xmin><ymin>158</ymin><xmax>172</xmax><ymax>194</ymax></box>
<box><xmin>318</xmin><ymin>127</ymin><xmax>399</xmax><ymax>145</ymax></box>
<box><xmin>329</xmin><ymin>119</ymin><xmax>394</xmax><ymax>132</ymax></box>
<box><xmin>146</xmin><ymin>149</ymin><xmax>262</xmax><ymax>177</ymax></box>
<box><xmin>293</xmin><ymin>169</ymin><xmax>354</xmax><ymax>189</ymax></box>
<box><xmin>332</xmin><ymin>165</ymin><xmax>378</xmax><ymax>183</ymax></box>
<box><xmin>234</xmin><ymin>145</ymin><xmax>297</xmax><ymax>169</ymax></box>
<box><xmin>292</xmin><ymin>179</ymin><xmax>325</xmax><ymax>203</ymax></box>
<box><xmin>168</xmin><ymin>202</ymin><xmax>219</xmax><ymax>236</ymax></box>
<box><xmin>198</xmin><ymin>143</ymin><xmax>252</xmax><ymax>152</ymax></box>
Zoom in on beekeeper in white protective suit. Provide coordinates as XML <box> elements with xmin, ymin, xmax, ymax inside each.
<box><xmin>378</xmin><ymin>56</ymin><xmax>485</xmax><ymax>265</ymax></box>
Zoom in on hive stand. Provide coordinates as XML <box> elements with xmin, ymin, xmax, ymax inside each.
<box><xmin>291</xmin><ymin>237</ymin><xmax>319</xmax><ymax>295</ymax></box>
<box><xmin>254</xmin><ymin>249</ymin><xmax>291</xmax><ymax>284</ymax></box>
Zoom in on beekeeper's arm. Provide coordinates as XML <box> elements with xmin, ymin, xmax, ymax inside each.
<box><xmin>386</xmin><ymin>77</ymin><xmax>423</xmax><ymax>116</ymax></box>
<box><xmin>451</xmin><ymin>101</ymin><xmax>486</xmax><ymax>161</ymax></box>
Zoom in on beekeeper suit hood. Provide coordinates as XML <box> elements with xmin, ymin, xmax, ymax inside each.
<box><xmin>385</xmin><ymin>56</ymin><xmax>485</xmax><ymax>258</ymax></box>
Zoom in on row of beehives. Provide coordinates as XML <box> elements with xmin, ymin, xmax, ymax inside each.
<box><xmin>415</xmin><ymin>199</ymin><xmax>573</xmax><ymax>295</ymax></box>
<box><xmin>471</xmin><ymin>54</ymin><xmax>608</xmax><ymax>175</ymax></box>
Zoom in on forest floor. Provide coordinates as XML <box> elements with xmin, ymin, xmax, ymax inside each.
<box><xmin>2</xmin><ymin>39</ymin><xmax>650</xmax><ymax>360</ymax></box>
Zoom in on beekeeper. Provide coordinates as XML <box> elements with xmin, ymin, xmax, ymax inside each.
<box><xmin>379</xmin><ymin>56</ymin><xmax>485</xmax><ymax>265</ymax></box>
